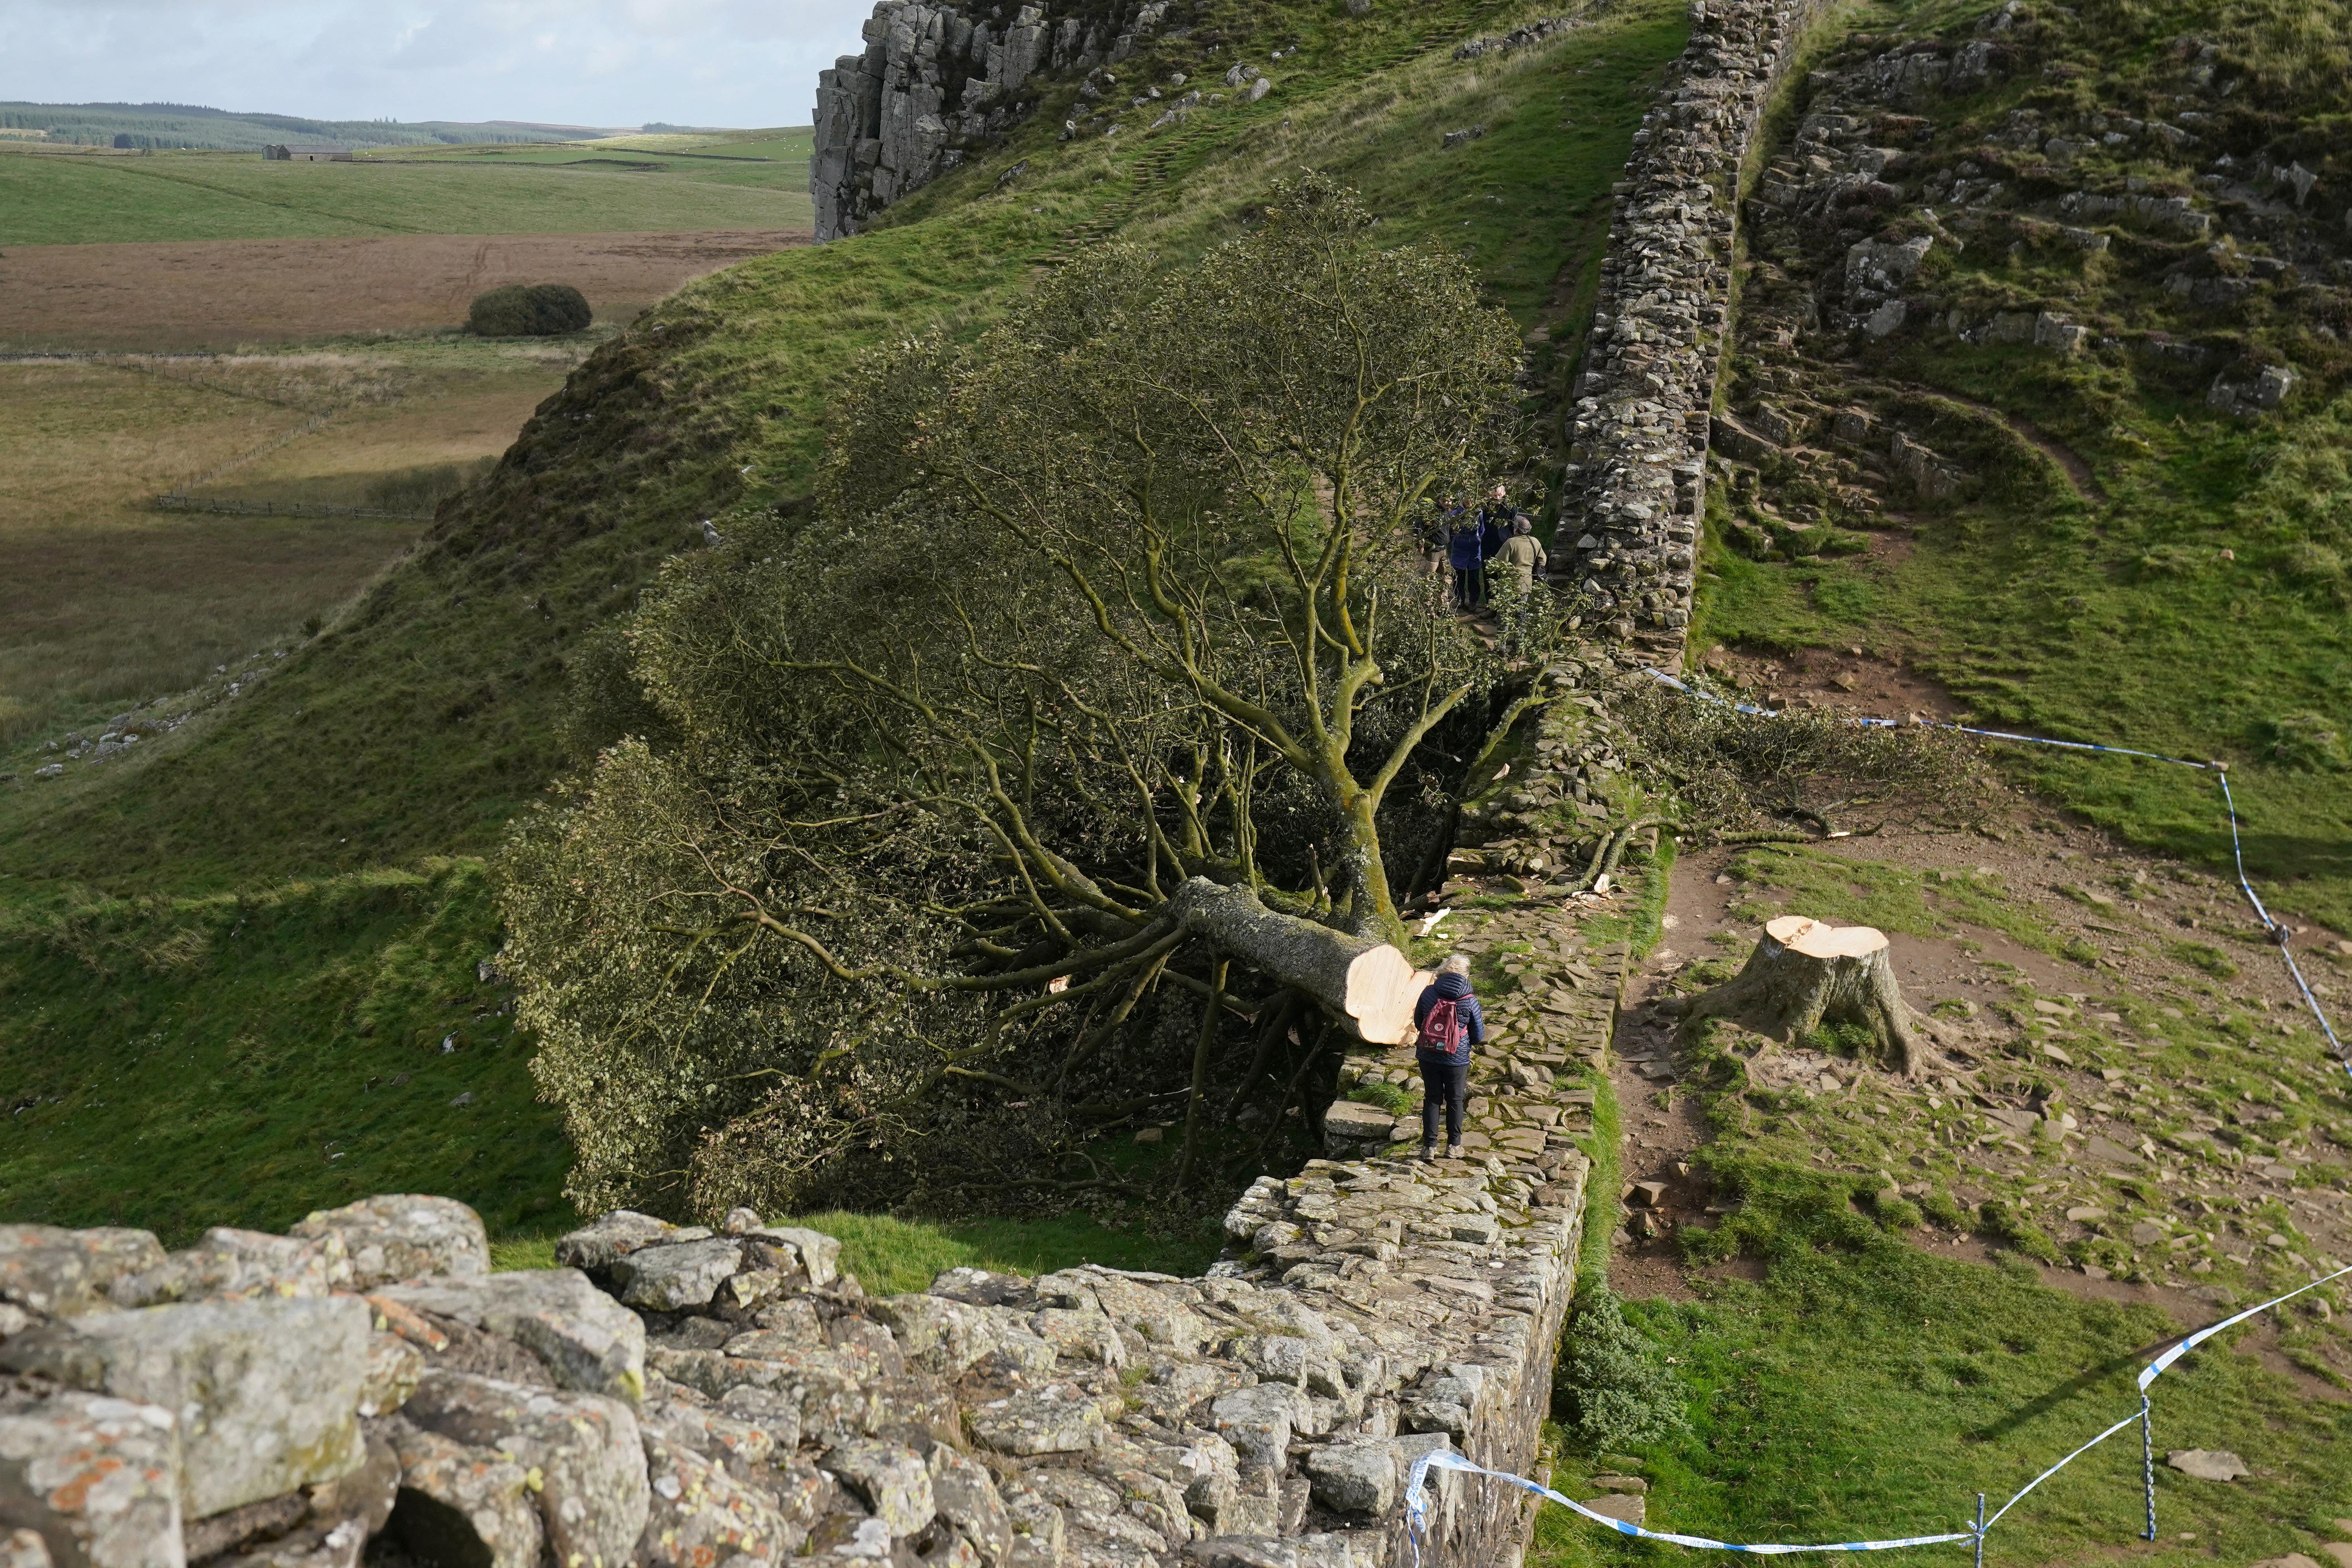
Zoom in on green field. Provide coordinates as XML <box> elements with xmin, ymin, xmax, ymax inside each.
<box><xmin>1534</xmin><ymin>1172</ymin><xmax>2352</xmax><ymax>1568</ymax></box>
<box><xmin>0</xmin><ymin>0</ymin><xmax>1691</xmax><ymax>1245</ymax></box>
<box><xmin>0</xmin><ymin>138</ymin><xmax>814</xmax><ymax>246</ymax></box>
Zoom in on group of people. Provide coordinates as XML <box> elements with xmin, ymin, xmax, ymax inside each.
<box><xmin>1415</xmin><ymin>484</ymin><xmax>1548</xmax><ymax>612</ymax></box>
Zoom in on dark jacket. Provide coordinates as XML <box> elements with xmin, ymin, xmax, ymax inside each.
<box><xmin>1413</xmin><ymin>970</ymin><xmax>1485</xmax><ymax>1064</ymax></box>
<box><xmin>1446</xmin><ymin>523</ymin><xmax>1488</xmax><ymax>571</ymax></box>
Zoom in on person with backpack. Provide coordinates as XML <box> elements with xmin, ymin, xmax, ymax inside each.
<box><xmin>1413</xmin><ymin>953</ymin><xmax>1485</xmax><ymax>1159</ymax></box>
<box><xmin>1476</xmin><ymin>484</ymin><xmax>1512</xmax><ymax>565</ymax></box>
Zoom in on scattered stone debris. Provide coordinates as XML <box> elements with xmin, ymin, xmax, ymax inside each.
<box><xmin>1453</xmin><ymin>16</ymin><xmax>1583</xmax><ymax>60</ymax></box>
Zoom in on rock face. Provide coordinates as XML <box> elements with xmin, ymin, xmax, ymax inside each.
<box><xmin>811</xmin><ymin>0</ymin><xmax>1172</xmax><ymax>240</ymax></box>
<box><xmin>1559</xmin><ymin>0</ymin><xmax>1842</xmax><ymax>655</ymax></box>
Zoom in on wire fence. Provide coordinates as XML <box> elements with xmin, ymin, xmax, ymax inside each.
<box><xmin>1639</xmin><ymin>667</ymin><xmax>2344</xmax><ymax>1063</ymax></box>
<box><xmin>1406</xmin><ymin>1260</ymin><xmax>2350</xmax><ymax>1560</ymax></box>
<box><xmin>1394</xmin><ymin>668</ymin><xmax>2352</xmax><ymax>1563</ymax></box>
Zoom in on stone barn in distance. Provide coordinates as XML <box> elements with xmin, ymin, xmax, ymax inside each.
<box><xmin>263</xmin><ymin>143</ymin><xmax>352</xmax><ymax>161</ymax></box>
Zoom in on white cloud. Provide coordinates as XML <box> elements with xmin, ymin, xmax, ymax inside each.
<box><xmin>0</xmin><ymin>0</ymin><xmax>874</xmax><ymax>128</ymax></box>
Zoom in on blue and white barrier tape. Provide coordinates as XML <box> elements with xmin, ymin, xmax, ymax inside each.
<box><xmin>1405</xmin><ymin>1259</ymin><xmax>2352</xmax><ymax>1562</ymax></box>
<box><xmin>1403</xmin><ymin>1447</ymin><xmax>1976</xmax><ymax>1557</ymax></box>
<box><xmin>1638</xmin><ymin>668</ymin><xmax>2346</xmax><ymax>1067</ymax></box>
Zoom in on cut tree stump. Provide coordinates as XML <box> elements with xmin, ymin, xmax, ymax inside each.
<box><xmin>1663</xmin><ymin>915</ymin><xmax>1941</xmax><ymax>1076</ymax></box>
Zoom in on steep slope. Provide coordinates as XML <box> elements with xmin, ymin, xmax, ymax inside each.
<box><xmin>1690</xmin><ymin>0</ymin><xmax>2352</xmax><ymax>931</ymax></box>
<box><xmin>0</xmin><ymin>0</ymin><xmax>1692</xmax><ymax>1237</ymax></box>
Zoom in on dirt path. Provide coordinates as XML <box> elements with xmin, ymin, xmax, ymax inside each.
<box><xmin>0</xmin><ymin>229</ymin><xmax>810</xmax><ymax>351</ymax></box>
<box><xmin>1882</xmin><ymin>377</ymin><xmax>2108</xmax><ymax>505</ymax></box>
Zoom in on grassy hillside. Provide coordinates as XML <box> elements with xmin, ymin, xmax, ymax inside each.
<box><xmin>1691</xmin><ymin>0</ymin><xmax>2352</xmax><ymax>933</ymax></box>
<box><xmin>1534</xmin><ymin>1176</ymin><xmax>2352</xmax><ymax>1568</ymax></box>
<box><xmin>0</xmin><ymin>0</ymin><xmax>1690</xmax><ymax>1235</ymax></box>
<box><xmin>0</xmin><ymin>145</ymin><xmax>813</xmax><ymax>247</ymax></box>
<box><xmin>0</xmin><ymin>860</ymin><xmax>568</xmax><ymax>1246</ymax></box>
<box><xmin>0</xmin><ymin>338</ymin><xmax>594</xmax><ymax>746</ymax></box>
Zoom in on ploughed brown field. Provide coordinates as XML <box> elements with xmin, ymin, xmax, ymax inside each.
<box><xmin>0</xmin><ymin>229</ymin><xmax>810</xmax><ymax>350</ymax></box>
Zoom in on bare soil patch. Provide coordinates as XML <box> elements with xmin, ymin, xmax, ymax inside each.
<box><xmin>0</xmin><ymin>229</ymin><xmax>809</xmax><ymax>351</ymax></box>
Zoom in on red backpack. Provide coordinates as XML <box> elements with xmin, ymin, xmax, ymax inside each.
<box><xmin>1417</xmin><ymin>997</ymin><xmax>1465</xmax><ymax>1056</ymax></box>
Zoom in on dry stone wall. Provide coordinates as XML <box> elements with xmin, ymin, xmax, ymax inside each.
<box><xmin>0</xmin><ymin>938</ymin><xmax>1619</xmax><ymax>1568</ymax></box>
<box><xmin>1557</xmin><ymin>0</ymin><xmax>1838</xmax><ymax>659</ymax></box>
<box><xmin>812</xmin><ymin>0</ymin><xmax>1172</xmax><ymax>240</ymax></box>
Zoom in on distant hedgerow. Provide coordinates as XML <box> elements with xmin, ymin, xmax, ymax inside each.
<box><xmin>468</xmin><ymin>283</ymin><xmax>592</xmax><ymax>337</ymax></box>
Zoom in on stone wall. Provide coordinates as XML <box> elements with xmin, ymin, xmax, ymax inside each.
<box><xmin>0</xmin><ymin>939</ymin><xmax>1619</xmax><ymax>1568</ymax></box>
<box><xmin>1556</xmin><ymin>0</ymin><xmax>1839</xmax><ymax>659</ymax></box>
<box><xmin>812</xmin><ymin>0</ymin><xmax>1173</xmax><ymax>240</ymax></box>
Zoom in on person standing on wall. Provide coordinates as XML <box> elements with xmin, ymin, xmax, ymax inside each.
<box><xmin>1414</xmin><ymin>953</ymin><xmax>1485</xmax><ymax>1160</ymax></box>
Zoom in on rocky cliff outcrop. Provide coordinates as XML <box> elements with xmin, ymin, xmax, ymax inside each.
<box><xmin>812</xmin><ymin>0</ymin><xmax>1174</xmax><ymax>240</ymax></box>
<box><xmin>1557</xmin><ymin>0</ymin><xmax>1840</xmax><ymax>658</ymax></box>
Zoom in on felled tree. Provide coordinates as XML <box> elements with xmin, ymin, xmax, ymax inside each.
<box><xmin>1618</xmin><ymin>675</ymin><xmax>1988</xmax><ymax>841</ymax></box>
<box><xmin>499</xmin><ymin>178</ymin><xmax>1548</xmax><ymax>1218</ymax></box>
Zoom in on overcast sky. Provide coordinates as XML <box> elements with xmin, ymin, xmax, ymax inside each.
<box><xmin>0</xmin><ymin>0</ymin><xmax>878</xmax><ymax>130</ymax></box>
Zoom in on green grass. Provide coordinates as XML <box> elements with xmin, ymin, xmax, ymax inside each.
<box><xmin>1720</xmin><ymin>846</ymin><xmax>2076</xmax><ymax>959</ymax></box>
<box><xmin>370</xmin><ymin>136</ymin><xmax>813</xmax><ymax>197</ymax></box>
<box><xmin>1533</xmin><ymin>1167</ymin><xmax>2352</xmax><ymax>1568</ymax></box>
<box><xmin>1695</xmin><ymin>0</ymin><xmax>2352</xmax><ymax>935</ymax></box>
<box><xmin>0</xmin><ymin>859</ymin><xmax>575</xmax><ymax>1247</ymax></box>
<box><xmin>0</xmin><ymin>149</ymin><xmax>813</xmax><ymax>247</ymax></box>
<box><xmin>786</xmin><ymin>1210</ymin><xmax>1223</xmax><ymax>1296</ymax></box>
<box><xmin>475</xmin><ymin>1208</ymin><xmax>1214</xmax><ymax>1287</ymax></box>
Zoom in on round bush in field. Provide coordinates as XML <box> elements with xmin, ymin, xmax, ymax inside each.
<box><xmin>468</xmin><ymin>283</ymin><xmax>593</xmax><ymax>337</ymax></box>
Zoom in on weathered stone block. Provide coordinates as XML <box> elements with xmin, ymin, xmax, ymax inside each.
<box><xmin>1303</xmin><ymin>1438</ymin><xmax>1400</xmax><ymax>1515</ymax></box>
<box><xmin>552</xmin><ymin>1213</ymin><xmax>686</xmax><ymax>1277</ymax></box>
<box><xmin>610</xmin><ymin>1241</ymin><xmax>743</xmax><ymax>1313</ymax></box>
<box><xmin>0</xmin><ymin>1296</ymin><xmax>369</xmax><ymax>1519</ymax></box>
<box><xmin>966</xmin><ymin>1385</ymin><xmax>1105</xmax><ymax>1457</ymax></box>
<box><xmin>635</xmin><ymin>1430</ymin><xmax>796</xmax><ymax>1568</ymax></box>
<box><xmin>397</xmin><ymin>1371</ymin><xmax>648</xmax><ymax>1568</ymax></box>
<box><xmin>375</xmin><ymin>1272</ymin><xmax>645</xmax><ymax>1401</ymax></box>
<box><xmin>821</xmin><ymin>1441</ymin><xmax>933</xmax><ymax>1537</ymax></box>
<box><xmin>0</xmin><ymin>1230</ymin><xmax>165</xmax><ymax>1320</ymax></box>
<box><xmin>930</xmin><ymin>1448</ymin><xmax>1011</xmax><ymax>1565</ymax></box>
<box><xmin>0</xmin><ymin>1391</ymin><xmax>181</xmax><ymax>1568</ymax></box>
<box><xmin>378</xmin><ymin>1417</ymin><xmax>542</xmax><ymax>1568</ymax></box>
<box><xmin>109</xmin><ymin>1230</ymin><xmax>344</xmax><ymax>1309</ymax></box>
<box><xmin>289</xmin><ymin>1198</ymin><xmax>488</xmax><ymax>1290</ymax></box>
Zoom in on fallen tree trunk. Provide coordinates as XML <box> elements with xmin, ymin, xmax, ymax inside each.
<box><xmin>1165</xmin><ymin>877</ymin><xmax>1429</xmax><ymax>1045</ymax></box>
<box><xmin>1663</xmin><ymin>914</ymin><xmax>1940</xmax><ymax>1076</ymax></box>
